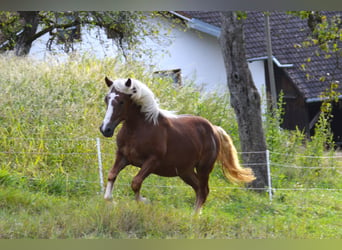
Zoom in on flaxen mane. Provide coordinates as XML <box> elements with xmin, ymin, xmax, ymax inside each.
<box><xmin>111</xmin><ymin>78</ymin><xmax>176</xmax><ymax>124</ymax></box>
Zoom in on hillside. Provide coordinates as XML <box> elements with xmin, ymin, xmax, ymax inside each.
<box><xmin>0</xmin><ymin>55</ymin><xmax>341</xmax><ymax>239</ymax></box>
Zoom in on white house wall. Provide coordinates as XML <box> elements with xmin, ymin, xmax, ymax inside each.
<box><xmin>248</xmin><ymin>60</ymin><xmax>266</xmax><ymax>97</ymax></box>
<box><xmin>153</xmin><ymin>20</ymin><xmax>266</xmax><ymax>97</ymax></box>
<box><xmin>152</xmin><ymin>25</ymin><xmax>228</xmax><ymax>93</ymax></box>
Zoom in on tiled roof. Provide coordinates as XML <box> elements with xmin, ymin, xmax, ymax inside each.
<box><xmin>178</xmin><ymin>11</ymin><xmax>342</xmax><ymax>101</ymax></box>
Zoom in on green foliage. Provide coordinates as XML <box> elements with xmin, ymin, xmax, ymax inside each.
<box><xmin>235</xmin><ymin>11</ymin><xmax>247</xmax><ymax>20</ymax></box>
<box><xmin>309</xmin><ymin>81</ymin><xmax>339</xmax><ymax>152</ymax></box>
<box><xmin>263</xmin><ymin>89</ymin><xmax>341</xmax><ymax>190</ymax></box>
<box><xmin>289</xmin><ymin>11</ymin><xmax>341</xmax><ymax>53</ymax></box>
<box><xmin>288</xmin><ymin>11</ymin><xmax>341</xmax><ymax>88</ymax></box>
<box><xmin>265</xmin><ymin>91</ymin><xmax>305</xmax><ymax>160</ymax></box>
<box><xmin>0</xmin><ymin>55</ymin><xmax>341</xmax><ymax>239</ymax></box>
<box><xmin>0</xmin><ymin>11</ymin><xmax>171</xmax><ymax>59</ymax></box>
<box><xmin>265</xmin><ymin>91</ymin><xmax>286</xmax><ymax>151</ymax></box>
<box><xmin>0</xmin><ymin>12</ymin><xmax>21</xmax><ymax>48</ymax></box>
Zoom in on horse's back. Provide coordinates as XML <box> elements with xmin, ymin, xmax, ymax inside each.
<box><xmin>167</xmin><ymin>115</ymin><xmax>216</xmax><ymax>139</ymax></box>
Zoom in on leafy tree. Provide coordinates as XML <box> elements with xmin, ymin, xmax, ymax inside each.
<box><xmin>290</xmin><ymin>11</ymin><xmax>341</xmax><ymax>55</ymax></box>
<box><xmin>0</xmin><ymin>11</ymin><xmax>170</xmax><ymax>58</ymax></box>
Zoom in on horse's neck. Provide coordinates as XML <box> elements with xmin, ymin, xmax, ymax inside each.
<box><xmin>125</xmin><ymin>105</ymin><xmax>154</xmax><ymax>130</ymax></box>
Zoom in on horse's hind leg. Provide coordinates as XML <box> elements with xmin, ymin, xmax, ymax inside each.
<box><xmin>193</xmin><ymin>162</ymin><xmax>215</xmax><ymax>213</ymax></box>
<box><xmin>179</xmin><ymin>171</ymin><xmax>205</xmax><ymax>213</ymax></box>
<box><xmin>195</xmin><ymin>172</ymin><xmax>210</xmax><ymax>213</ymax></box>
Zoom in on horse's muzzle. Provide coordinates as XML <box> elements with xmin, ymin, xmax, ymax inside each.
<box><xmin>100</xmin><ymin>126</ymin><xmax>114</xmax><ymax>137</ymax></box>
<box><xmin>99</xmin><ymin>120</ymin><xmax>120</xmax><ymax>137</ymax></box>
<box><xmin>99</xmin><ymin>125</ymin><xmax>114</xmax><ymax>137</ymax></box>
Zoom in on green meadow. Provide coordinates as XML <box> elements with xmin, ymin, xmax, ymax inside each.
<box><xmin>0</xmin><ymin>55</ymin><xmax>341</xmax><ymax>239</ymax></box>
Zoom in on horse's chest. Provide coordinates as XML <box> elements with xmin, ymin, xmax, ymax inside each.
<box><xmin>118</xmin><ymin>135</ymin><xmax>150</xmax><ymax>166</ymax></box>
<box><xmin>117</xmin><ymin>126</ymin><xmax>165</xmax><ymax>166</ymax></box>
<box><xmin>121</xmin><ymin>146</ymin><xmax>144</xmax><ymax>165</ymax></box>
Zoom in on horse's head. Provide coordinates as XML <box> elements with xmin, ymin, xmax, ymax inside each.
<box><xmin>99</xmin><ymin>77</ymin><xmax>133</xmax><ymax>137</ymax></box>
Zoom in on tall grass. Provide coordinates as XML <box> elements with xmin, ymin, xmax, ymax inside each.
<box><xmin>264</xmin><ymin>91</ymin><xmax>342</xmax><ymax>190</ymax></box>
<box><xmin>0</xmin><ymin>54</ymin><xmax>341</xmax><ymax>239</ymax></box>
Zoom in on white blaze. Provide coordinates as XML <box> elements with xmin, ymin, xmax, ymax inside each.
<box><xmin>101</xmin><ymin>93</ymin><xmax>118</xmax><ymax>130</ymax></box>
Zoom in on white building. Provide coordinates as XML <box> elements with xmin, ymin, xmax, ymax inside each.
<box><xmin>29</xmin><ymin>11</ymin><xmax>266</xmax><ymax>97</ymax></box>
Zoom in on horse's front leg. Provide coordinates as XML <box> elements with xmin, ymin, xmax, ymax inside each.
<box><xmin>131</xmin><ymin>156</ymin><xmax>159</xmax><ymax>203</ymax></box>
<box><xmin>104</xmin><ymin>152</ymin><xmax>128</xmax><ymax>200</ymax></box>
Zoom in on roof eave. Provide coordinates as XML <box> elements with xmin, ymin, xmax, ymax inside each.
<box><xmin>187</xmin><ymin>18</ymin><xmax>221</xmax><ymax>38</ymax></box>
<box><xmin>170</xmin><ymin>11</ymin><xmax>221</xmax><ymax>38</ymax></box>
<box><xmin>247</xmin><ymin>56</ymin><xmax>293</xmax><ymax>68</ymax></box>
<box><xmin>169</xmin><ymin>11</ymin><xmax>191</xmax><ymax>22</ymax></box>
<box><xmin>306</xmin><ymin>95</ymin><xmax>342</xmax><ymax>103</ymax></box>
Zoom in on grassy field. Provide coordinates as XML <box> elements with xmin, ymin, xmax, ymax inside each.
<box><xmin>0</xmin><ymin>54</ymin><xmax>341</xmax><ymax>239</ymax></box>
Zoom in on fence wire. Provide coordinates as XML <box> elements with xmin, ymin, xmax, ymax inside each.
<box><xmin>1</xmin><ymin>137</ymin><xmax>341</xmax><ymax>198</ymax></box>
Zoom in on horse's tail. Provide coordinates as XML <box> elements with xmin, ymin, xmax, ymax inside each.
<box><xmin>214</xmin><ymin>126</ymin><xmax>256</xmax><ymax>183</ymax></box>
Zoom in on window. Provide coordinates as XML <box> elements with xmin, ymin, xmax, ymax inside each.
<box><xmin>153</xmin><ymin>69</ymin><xmax>182</xmax><ymax>86</ymax></box>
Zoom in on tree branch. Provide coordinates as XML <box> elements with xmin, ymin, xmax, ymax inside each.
<box><xmin>28</xmin><ymin>19</ymin><xmax>81</xmax><ymax>44</ymax></box>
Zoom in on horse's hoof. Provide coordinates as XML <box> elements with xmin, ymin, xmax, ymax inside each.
<box><xmin>137</xmin><ymin>196</ymin><xmax>149</xmax><ymax>204</ymax></box>
<box><xmin>193</xmin><ymin>209</ymin><xmax>202</xmax><ymax>216</ymax></box>
<box><xmin>104</xmin><ymin>195</ymin><xmax>113</xmax><ymax>201</ymax></box>
<box><xmin>193</xmin><ymin>205</ymin><xmax>203</xmax><ymax>216</ymax></box>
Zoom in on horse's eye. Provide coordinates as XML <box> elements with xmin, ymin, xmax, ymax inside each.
<box><xmin>119</xmin><ymin>101</ymin><xmax>124</xmax><ymax>105</ymax></box>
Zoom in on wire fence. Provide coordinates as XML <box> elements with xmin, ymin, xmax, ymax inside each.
<box><xmin>1</xmin><ymin>136</ymin><xmax>341</xmax><ymax>200</ymax></box>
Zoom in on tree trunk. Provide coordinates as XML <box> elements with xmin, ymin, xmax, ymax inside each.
<box><xmin>14</xmin><ymin>11</ymin><xmax>40</xmax><ymax>56</ymax></box>
<box><xmin>219</xmin><ymin>11</ymin><xmax>268</xmax><ymax>190</ymax></box>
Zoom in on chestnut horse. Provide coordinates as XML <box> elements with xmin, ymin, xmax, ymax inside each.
<box><xmin>99</xmin><ymin>77</ymin><xmax>255</xmax><ymax>212</ymax></box>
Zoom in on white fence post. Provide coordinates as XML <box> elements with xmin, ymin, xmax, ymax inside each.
<box><xmin>266</xmin><ymin>149</ymin><xmax>273</xmax><ymax>201</ymax></box>
<box><xmin>96</xmin><ymin>137</ymin><xmax>104</xmax><ymax>194</ymax></box>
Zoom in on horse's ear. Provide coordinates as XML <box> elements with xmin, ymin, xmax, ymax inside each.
<box><xmin>105</xmin><ymin>77</ymin><xmax>113</xmax><ymax>88</ymax></box>
<box><xmin>125</xmin><ymin>78</ymin><xmax>132</xmax><ymax>88</ymax></box>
